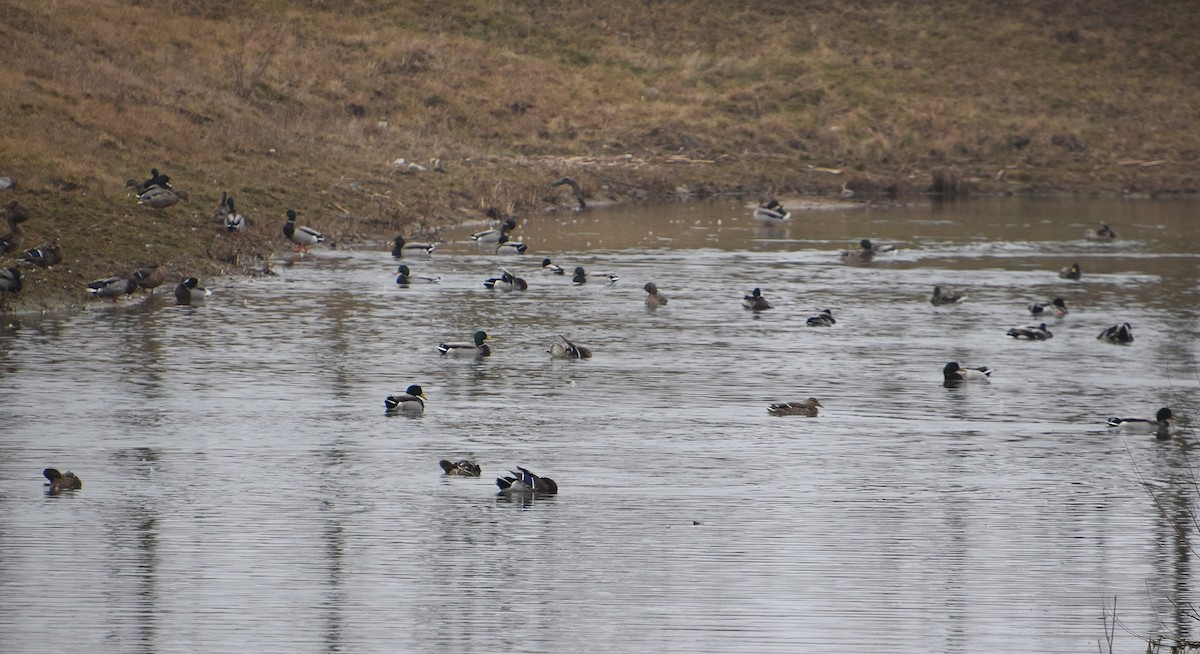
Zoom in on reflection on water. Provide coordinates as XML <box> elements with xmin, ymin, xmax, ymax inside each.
<box><xmin>2</xmin><ymin>197</ymin><xmax>1199</xmax><ymax>653</ymax></box>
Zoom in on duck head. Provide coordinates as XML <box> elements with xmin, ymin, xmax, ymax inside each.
<box><xmin>473</xmin><ymin>331</ymin><xmax>489</xmax><ymax>346</ymax></box>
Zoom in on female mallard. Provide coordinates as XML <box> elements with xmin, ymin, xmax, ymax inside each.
<box><xmin>385</xmin><ymin>385</ymin><xmax>426</xmax><ymax>413</ymax></box>
<box><xmin>137</xmin><ymin>185</ymin><xmax>189</xmax><ymax>209</ymax></box>
<box><xmin>548</xmin><ymin>334</ymin><xmax>592</xmax><ymax>359</ymax></box>
<box><xmin>483</xmin><ymin>268</ymin><xmax>528</xmax><ymax>291</ymax></box>
<box><xmin>132</xmin><ymin>264</ymin><xmax>166</xmax><ymax>294</ymax></box>
<box><xmin>224</xmin><ymin>196</ymin><xmax>246</xmax><ymax>232</ymax></box>
<box><xmin>1006</xmin><ymin>323</ymin><xmax>1053</xmax><ymax>340</ymax></box>
<box><xmin>495</xmin><ymin>234</ymin><xmax>528</xmax><ymax>255</ymax></box>
<box><xmin>1107</xmin><ymin>407</ymin><xmax>1175</xmax><ymax>436</ymax></box>
<box><xmin>0</xmin><ymin>266</ymin><xmax>22</xmax><ymax>297</ymax></box>
<box><xmin>43</xmin><ymin>468</ymin><xmax>82</xmax><ymax>493</ymax></box>
<box><xmin>931</xmin><ymin>285</ymin><xmax>966</xmax><ymax>305</ymax></box>
<box><xmin>20</xmin><ymin>238</ymin><xmax>63</xmax><ymax>269</ymax></box>
<box><xmin>742</xmin><ymin>287</ymin><xmax>772</xmax><ymax>311</ymax></box>
<box><xmin>438</xmin><ymin>330</ymin><xmax>491</xmax><ymax>357</ymax></box>
<box><xmin>392</xmin><ymin>235</ymin><xmax>435</xmax><ymax>258</ymax></box>
<box><xmin>644</xmin><ymin>282</ymin><xmax>668</xmax><ymax>307</ymax></box>
<box><xmin>471</xmin><ymin>217</ymin><xmax>517</xmax><ymax>244</ymax></box>
<box><xmin>541</xmin><ymin>258</ymin><xmax>565</xmax><ymax>275</ymax></box>
<box><xmin>1059</xmin><ymin>263</ymin><xmax>1082</xmax><ymax>280</ymax></box>
<box><xmin>88</xmin><ymin>275</ymin><xmax>136</xmax><ymax>302</ymax></box>
<box><xmin>284</xmin><ymin>209</ymin><xmax>323</xmax><ymax>253</ymax></box>
<box><xmin>1084</xmin><ymin>222</ymin><xmax>1118</xmax><ymax>241</ymax></box>
<box><xmin>496</xmin><ymin>467</ymin><xmax>558</xmax><ymax>494</ymax></box>
<box><xmin>752</xmin><ymin>198</ymin><xmax>791</xmax><ymax>225</ymax></box>
<box><xmin>395</xmin><ymin>264</ymin><xmax>440</xmax><ymax>285</ymax></box>
<box><xmin>943</xmin><ymin>362</ymin><xmax>992</xmax><ymax>382</ymax></box>
<box><xmin>767</xmin><ymin>397</ymin><xmax>822</xmax><ymax>417</ymax></box>
<box><xmin>174</xmin><ymin>277</ymin><xmax>211</xmax><ymax>305</ymax></box>
<box><xmin>572</xmin><ymin>266</ymin><xmax>618</xmax><ymax>284</ymax></box>
<box><xmin>440</xmin><ymin>459</ymin><xmax>481</xmax><ymax>477</ymax></box>
<box><xmin>1098</xmin><ymin>322</ymin><xmax>1133</xmax><ymax>344</ymax></box>
<box><xmin>806</xmin><ymin>309</ymin><xmax>836</xmax><ymax>326</ymax></box>
<box><xmin>1029</xmin><ymin>297</ymin><xmax>1068</xmax><ymax>317</ymax></box>
<box><xmin>0</xmin><ymin>200</ymin><xmax>30</xmax><ymax>254</ymax></box>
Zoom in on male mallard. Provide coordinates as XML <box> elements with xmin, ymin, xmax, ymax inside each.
<box><xmin>174</xmin><ymin>277</ymin><xmax>211</xmax><ymax>305</ymax></box>
<box><xmin>943</xmin><ymin>362</ymin><xmax>992</xmax><ymax>382</ymax></box>
<box><xmin>385</xmin><ymin>385</ymin><xmax>426</xmax><ymax>413</ymax></box>
<box><xmin>483</xmin><ymin>268</ymin><xmax>528</xmax><ymax>291</ymax></box>
<box><xmin>1059</xmin><ymin>262</ymin><xmax>1082</xmax><ymax>280</ymax></box>
<box><xmin>931</xmin><ymin>285</ymin><xmax>966</xmax><ymax>305</ymax></box>
<box><xmin>0</xmin><ymin>267</ymin><xmax>22</xmax><ymax>296</ymax></box>
<box><xmin>471</xmin><ymin>217</ymin><xmax>517</xmax><ymax>244</ymax></box>
<box><xmin>438</xmin><ymin>330</ymin><xmax>491</xmax><ymax>357</ymax></box>
<box><xmin>572</xmin><ymin>266</ymin><xmax>618</xmax><ymax>284</ymax></box>
<box><xmin>841</xmin><ymin>239</ymin><xmax>894</xmax><ymax>263</ymax></box>
<box><xmin>395</xmin><ymin>264</ymin><xmax>440</xmax><ymax>285</ymax></box>
<box><xmin>392</xmin><ymin>235</ymin><xmax>435</xmax><ymax>258</ymax></box>
<box><xmin>1006</xmin><ymin>323</ymin><xmax>1053</xmax><ymax>340</ymax></box>
<box><xmin>1029</xmin><ymin>297</ymin><xmax>1068</xmax><ymax>317</ymax></box>
<box><xmin>495</xmin><ymin>233</ymin><xmax>528</xmax><ymax>255</ymax></box>
<box><xmin>284</xmin><ymin>209</ymin><xmax>323</xmax><ymax>253</ymax></box>
<box><xmin>548</xmin><ymin>334</ymin><xmax>592</xmax><ymax>359</ymax></box>
<box><xmin>88</xmin><ymin>275</ymin><xmax>136</xmax><ymax>302</ymax></box>
<box><xmin>806</xmin><ymin>308</ymin><xmax>836</xmax><ymax>326</ymax></box>
<box><xmin>20</xmin><ymin>238</ymin><xmax>63</xmax><ymax>269</ymax></box>
<box><xmin>137</xmin><ymin>185</ymin><xmax>188</xmax><ymax>209</ymax></box>
<box><xmin>752</xmin><ymin>198</ymin><xmax>791</xmax><ymax>225</ymax></box>
<box><xmin>0</xmin><ymin>200</ymin><xmax>30</xmax><ymax>254</ymax></box>
<box><xmin>496</xmin><ymin>466</ymin><xmax>558</xmax><ymax>494</ymax></box>
<box><xmin>439</xmin><ymin>459</ymin><xmax>481</xmax><ymax>477</ymax></box>
<box><xmin>541</xmin><ymin>258</ymin><xmax>565</xmax><ymax>275</ymax></box>
<box><xmin>1107</xmin><ymin>407</ymin><xmax>1175</xmax><ymax>436</ymax></box>
<box><xmin>644</xmin><ymin>282</ymin><xmax>668</xmax><ymax>307</ymax></box>
<box><xmin>127</xmin><ymin>167</ymin><xmax>171</xmax><ymax>195</ymax></box>
<box><xmin>767</xmin><ymin>397</ymin><xmax>822</xmax><ymax>417</ymax></box>
<box><xmin>1084</xmin><ymin>222</ymin><xmax>1118</xmax><ymax>241</ymax></box>
<box><xmin>43</xmin><ymin>468</ymin><xmax>82</xmax><ymax>493</ymax></box>
<box><xmin>224</xmin><ymin>196</ymin><xmax>246</xmax><ymax>232</ymax></box>
<box><xmin>132</xmin><ymin>264</ymin><xmax>166</xmax><ymax>294</ymax></box>
<box><xmin>1098</xmin><ymin>322</ymin><xmax>1133</xmax><ymax>344</ymax></box>
<box><xmin>742</xmin><ymin>287</ymin><xmax>772</xmax><ymax>311</ymax></box>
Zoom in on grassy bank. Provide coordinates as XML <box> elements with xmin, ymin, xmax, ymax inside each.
<box><xmin>1</xmin><ymin>0</ymin><xmax>1197</xmax><ymax>311</ymax></box>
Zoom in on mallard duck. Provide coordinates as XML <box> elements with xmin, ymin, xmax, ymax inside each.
<box><xmin>806</xmin><ymin>308</ymin><xmax>836</xmax><ymax>326</ymax></box>
<box><xmin>495</xmin><ymin>234</ymin><xmax>528</xmax><ymax>255</ymax></box>
<box><xmin>644</xmin><ymin>282</ymin><xmax>668</xmax><ymax>307</ymax></box>
<box><xmin>752</xmin><ymin>198</ymin><xmax>791</xmax><ymax>224</ymax></box>
<box><xmin>440</xmin><ymin>459</ymin><xmax>481</xmax><ymax>477</ymax></box>
<box><xmin>0</xmin><ymin>267</ymin><xmax>22</xmax><ymax>296</ymax></box>
<box><xmin>137</xmin><ymin>185</ymin><xmax>188</xmax><ymax>209</ymax></box>
<box><xmin>43</xmin><ymin>468</ymin><xmax>82</xmax><ymax>493</ymax></box>
<box><xmin>132</xmin><ymin>264</ymin><xmax>166</xmax><ymax>294</ymax></box>
<box><xmin>572</xmin><ymin>266</ymin><xmax>618</xmax><ymax>284</ymax></box>
<box><xmin>483</xmin><ymin>268</ymin><xmax>528</xmax><ymax>291</ymax></box>
<box><xmin>88</xmin><ymin>275</ymin><xmax>136</xmax><ymax>302</ymax></box>
<box><xmin>541</xmin><ymin>258</ymin><xmax>565</xmax><ymax>275</ymax></box>
<box><xmin>395</xmin><ymin>264</ymin><xmax>440</xmax><ymax>285</ymax></box>
<box><xmin>1059</xmin><ymin>263</ymin><xmax>1082</xmax><ymax>280</ymax></box>
<box><xmin>385</xmin><ymin>384</ymin><xmax>426</xmax><ymax>413</ymax></box>
<box><xmin>1029</xmin><ymin>297</ymin><xmax>1068</xmax><ymax>317</ymax></box>
<box><xmin>742</xmin><ymin>287</ymin><xmax>772</xmax><ymax>311</ymax></box>
<box><xmin>943</xmin><ymin>362</ymin><xmax>992</xmax><ymax>382</ymax></box>
<box><xmin>213</xmin><ymin>191</ymin><xmax>230</xmax><ymax>223</ymax></box>
<box><xmin>1098</xmin><ymin>322</ymin><xmax>1133</xmax><ymax>344</ymax></box>
<box><xmin>0</xmin><ymin>200</ymin><xmax>30</xmax><ymax>254</ymax></box>
<box><xmin>839</xmin><ymin>247</ymin><xmax>874</xmax><ymax>264</ymax></box>
<box><xmin>496</xmin><ymin>466</ymin><xmax>558</xmax><ymax>494</ymax></box>
<box><xmin>20</xmin><ymin>238</ymin><xmax>63</xmax><ymax>269</ymax></box>
<box><xmin>284</xmin><ymin>209</ymin><xmax>323</xmax><ymax>253</ymax></box>
<box><xmin>131</xmin><ymin>168</ymin><xmax>171</xmax><ymax>195</ymax></box>
<box><xmin>1107</xmin><ymin>407</ymin><xmax>1175</xmax><ymax>436</ymax></box>
<box><xmin>1084</xmin><ymin>222</ymin><xmax>1118</xmax><ymax>241</ymax></box>
<box><xmin>392</xmin><ymin>235</ymin><xmax>435</xmax><ymax>258</ymax></box>
<box><xmin>471</xmin><ymin>217</ymin><xmax>517</xmax><ymax>244</ymax></box>
<box><xmin>548</xmin><ymin>334</ymin><xmax>592</xmax><ymax>359</ymax></box>
<box><xmin>841</xmin><ymin>239</ymin><xmax>894</xmax><ymax>263</ymax></box>
<box><xmin>931</xmin><ymin>285</ymin><xmax>966</xmax><ymax>305</ymax></box>
<box><xmin>438</xmin><ymin>330</ymin><xmax>491</xmax><ymax>357</ymax></box>
<box><xmin>224</xmin><ymin>196</ymin><xmax>246</xmax><ymax>232</ymax></box>
<box><xmin>174</xmin><ymin>277</ymin><xmax>211</xmax><ymax>305</ymax></box>
<box><xmin>1006</xmin><ymin>323</ymin><xmax>1053</xmax><ymax>340</ymax></box>
<box><xmin>767</xmin><ymin>397</ymin><xmax>822</xmax><ymax>417</ymax></box>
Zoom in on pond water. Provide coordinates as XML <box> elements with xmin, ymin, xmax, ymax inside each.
<box><xmin>2</xmin><ymin>196</ymin><xmax>1199</xmax><ymax>653</ymax></box>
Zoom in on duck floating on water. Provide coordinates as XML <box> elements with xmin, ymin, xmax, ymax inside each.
<box><xmin>742</xmin><ymin>287</ymin><xmax>772</xmax><ymax>311</ymax></box>
<box><xmin>1107</xmin><ymin>407</ymin><xmax>1175</xmax><ymax>438</ymax></box>
<box><xmin>1029</xmin><ymin>297</ymin><xmax>1068</xmax><ymax>317</ymax></box>
<box><xmin>943</xmin><ymin>362</ymin><xmax>992</xmax><ymax>382</ymax></box>
<box><xmin>284</xmin><ymin>209</ymin><xmax>323</xmax><ymax>253</ymax></box>
<box><xmin>1059</xmin><ymin>263</ymin><xmax>1082</xmax><ymax>280</ymax></box>
<box><xmin>1084</xmin><ymin>222</ymin><xmax>1118</xmax><ymax>241</ymax></box>
<box><xmin>1006</xmin><ymin>323</ymin><xmax>1053</xmax><ymax>340</ymax></box>
<box><xmin>1098</xmin><ymin>322</ymin><xmax>1133</xmax><ymax>344</ymax></box>
<box><xmin>496</xmin><ymin>467</ymin><xmax>558</xmax><ymax>495</ymax></box>
<box><xmin>767</xmin><ymin>397</ymin><xmax>822</xmax><ymax>417</ymax></box>
<box><xmin>931</xmin><ymin>285</ymin><xmax>966</xmax><ymax>305</ymax></box>
<box><xmin>385</xmin><ymin>385</ymin><xmax>426</xmax><ymax>413</ymax></box>
<box><xmin>471</xmin><ymin>217</ymin><xmax>517</xmax><ymax>244</ymax></box>
<box><xmin>395</xmin><ymin>264</ymin><xmax>440</xmax><ymax>285</ymax></box>
<box><xmin>392</xmin><ymin>235</ymin><xmax>435</xmax><ymax>258</ymax></box>
<box><xmin>644</xmin><ymin>282</ymin><xmax>668</xmax><ymax>307</ymax></box>
<box><xmin>43</xmin><ymin>468</ymin><xmax>82</xmax><ymax>493</ymax></box>
<box><xmin>483</xmin><ymin>268</ymin><xmax>528</xmax><ymax>291</ymax></box>
<box><xmin>174</xmin><ymin>277</ymin><xmax>211</xmax><ymax>305</ymax></box>
<box><xmin>572</xmin><ymin>266</ymin><xmax>618</xmax><ymax>284</ymax></box>
<box><xmin>752</xmin><ymin>198</ymin><xmax>791</xmax><ymax>225</ymax></box>
<box><xmin>439</xmin><ymin>459</ymin><xmax>481</xmax><ymax>477</ymax></box>
<box><xmin>548</xmin><ymin>334</ymin><xmax>592</xmax><ymax>359</ymax></box>
<box><xmin>438</xmin><ymin>330</ymin><xmax>491</xmax><ymax>357</ymax></box>
<box><xmin>495</xmin><ymin>234</ymin><xmax>528</xmax><ymax>255</ymax></box>
<box><xmin>541</xmin><ymin>258</ymin><xmax>565</xmax><ymax>275</ymax></box>
<box><xmin>806</xmin><ymin>309</ymin><xmax>836</xmax><ymax>327</ymax></box>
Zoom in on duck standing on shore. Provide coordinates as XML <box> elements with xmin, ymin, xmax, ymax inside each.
<box><xmin>284</xmin><ymin>209</ymin><xmax>323</xmax><ymax>254</ymax></box>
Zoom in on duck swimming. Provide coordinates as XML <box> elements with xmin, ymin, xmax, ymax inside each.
<box><xmin>1107</xmin><ymin>407</ymin><xmax>1175</xmax><ymax>437</ymax></box>
<box><xmin>1006</xmin><ymin>323</ymin><xmax>1053</xmax><ymax>340</ymax></box>
<box><xmin>572</xmin><ymin>266</ymin><xmax>618</xmax><ymax>284</ymax></box>
<box><xmin>392</xmin><ymin>235</ymin><xmax>436</xmax><ymax>258</ymax></box>
<box><xmin>1059</xmin><ymin>263</ymin><xmax>1082</xmax><ymax>280</ymax></box>
<box><xmin>943</xmin><ymin>362</ymin><xmax>992</xmax><ymax>382</ymax></box>
<box><xmin>385</xmin><ymin>385</ymin><xmax>426</xmax><ymax>413</ymax></box>
<box><xmin>438</xmin><ymin>330</ymin><xmax>491</xmax><ymax>357</ymax></box>
<box><xmin>43</xmin><ymin>468</ymin><xmax>82</xmax><ymax>493</ymax></box>
<box><xmin>495</xmin><ymin>234</ymin><xmax>528</xmax><ymax>255</ymax></box>
<box><xmin>1098</xmin><ymin>322</ymin><xmax>1133</xmax><ymax>344</ymax></box>
<box><xmin>644</xmin><ymin>282</ymin><xmax>668</xmax><ymax>307</ymax></box>
<box><xmin>541</xmin><ymin>258</ymin><xmax>565</xmax><ymax>275</ymax></box>
<box><xmin>806</xmin><ymin>309</ymin><xmax>836</xmax><ymax>327</ymax></box>
<box><xmin>483</xmin><ymin>268</ymin><xmax>528</xmax><ymax>291</ymax></box>
<box><xmin>752</xmin><ymin>198</ymin><xmax>791</xmax><ymax>225</ymax></box>
<box><xmin>1029</xmin><ymin>297</ymin><xmax>1068</xmax><ymax>317</ymax></box>
<box><xmin>439</xmin><ymin>459</ymin><xmax>481</xmax><ymax>477</ymax></box>
<box><xmin>931</xmin><ymin>285</ymin><xmax>966</xmax><ymax>305</ymax></box>
<box><xmin>395</xmin><ymin>264</ymin><xmax>440</xmax><ymax>285</ymax></box>
<box><xmin>471</xmin><ymin>217</ymin><xmax>517</xmax><ymax>244</ymax></box>
<box><xmin>742</xmin><ymin>287</ymin><xmax>772</xmax><ymax>311</ymax></box>
<box><xmin>496</xmin><ymin>467</ymin><xmax>558</xmax><ymax>494</ymax></box>
<box><xmin>1084</xmin><ymin>222</ymin><xmax>1118</xmax><ymax>241</ymax></box>
<box><xmin>548</xmin><ymin>334</ymin><xmax>592</xmax><ymax>359</ymax></box>
<box><xmin>767</xmin><ymin>397</ymin><xmax>822</xmax><ymax>417</ymax></box>
<box><xmin>174</xmin><ymin>277</ymin><xmax>211</xmax><ymax>305</ymax></box>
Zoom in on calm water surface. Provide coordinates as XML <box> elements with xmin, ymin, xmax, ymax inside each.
<box><xmin>2</xmin><ymin>196</ymin><xmax>1199</xmax><ymax>653</ymax></box>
